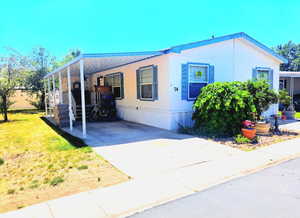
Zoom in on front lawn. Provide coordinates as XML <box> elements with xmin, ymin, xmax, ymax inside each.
<box><xmin>0</xmin><ymin>110</ymin><xmax>129</xmax><ymax>213</ymax></box>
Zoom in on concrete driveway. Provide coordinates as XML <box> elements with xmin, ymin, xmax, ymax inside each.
<box><xmin>79</xmin><ymin>121</ymin><xmax>243</xmax><ymax>178</ymax></box>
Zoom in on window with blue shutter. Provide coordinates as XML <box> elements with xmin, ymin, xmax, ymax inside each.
<box><xmin>182</xmin><ymin>63</ymin><xmax>214</xmax><ymax>101</ymax></box>
<box><xmin>136</xmin><ymin>65</ymin><xmax>158</xmax><ymax>101</ymax></box>
<box><xmin>252</xmin><ymin>67</ymin><xmax>274</xmax><ymax>88</ymax></box>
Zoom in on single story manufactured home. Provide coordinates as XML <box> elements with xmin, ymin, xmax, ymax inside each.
<box><xmin>44</xmin><ymin>32</ymin><xmax>287</xmax><ymax>138</ymax></box>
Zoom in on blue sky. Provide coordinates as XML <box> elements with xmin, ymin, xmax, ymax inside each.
<box><xmin>0</xmin><ymin>0</ymin><xmax>299</xmax><ymax>59</ymax></box>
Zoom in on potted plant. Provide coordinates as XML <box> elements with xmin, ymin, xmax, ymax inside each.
<box><xmin>284</xmin><ymin>105</ymin><xmax>296</xmax><ymax>120</ymax></box>
<box><xmin>241</xmin><ymin>120</ymin><xmax>256</xmax><ymax>140</ymax></box>
<box><xmin>255</xmin><ymin>116</ymin><xmax>271</xmax><ymax>135</ymax></box>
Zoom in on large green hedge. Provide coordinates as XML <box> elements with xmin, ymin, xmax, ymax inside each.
<box><xmin>192</xmin><ymin>80</ymin><xmax>278</xmax><ymax>136</ymax></box>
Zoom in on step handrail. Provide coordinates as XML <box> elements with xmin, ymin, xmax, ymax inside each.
<box><xmin>71</xmin><ymin>94</ymin><xmax>76</xmax><ymax>121</ymax></box>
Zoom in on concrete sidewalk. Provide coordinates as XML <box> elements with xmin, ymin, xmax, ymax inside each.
<box><xmin>2</xmin><ymin>137</ymin><xmax>300</xmax><ymax>218</ymax></box>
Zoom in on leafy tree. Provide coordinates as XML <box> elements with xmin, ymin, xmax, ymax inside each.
<box><xmin>0</xmin><ymin>51</ymin><xmax>27</xmax><ymax>121</ymax></box>
<box><xmin>23</xmin><ymin>47</ymin><xmax>56</xmax><ymax>109</ymax></box>
<box><xmin>274</xmin><ymin>41</ymin><xmax>300</xmax><ymax>71</ymax></box>
<box><xmin>23</xmin><ymin>48</ymin><xmax>80</xmax><ymax>109</ymax></box>
<box><xmin>53</xmin><ymin>49</ymin><xmax>81</xmax><ymax>69</ymax></box>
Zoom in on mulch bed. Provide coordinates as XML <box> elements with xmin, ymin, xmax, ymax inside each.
<box><xmin>214</xmin><ymin>130</ymin><xmax>300</xmax><ymax>151</ymax></box>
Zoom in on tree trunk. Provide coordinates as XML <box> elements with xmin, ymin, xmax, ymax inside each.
<box><xmin>3</xmin><ymin>95</ymin><xmax>8</xmax><ymax>122</ymax></box>
<box><xmin>40</xmin><ymin>91</ymin><xmax>45</xmax><ymax>110</ymax></box>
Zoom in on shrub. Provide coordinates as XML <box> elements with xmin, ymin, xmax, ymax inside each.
<box><xmin>278</xmin><ymin>90</ymin><xmax>292</xmax><ymax>110</ymax></box>
<box><xmin>243</xmin><ymin>80</ymin><xmax>278</xmax><ymax>120</ymax></box>
<box><xmin>193</xmin><ymin>80</ymin><xmax>278</xmax><ymax>136</ymax></box>
<box><xmin>193</xmin><ymin>81</ymin><xmax>256</xmax><ymax>136</ymax></box>
<box><xmin>234</xmin><ymin>134</ymin><xmax>251</xmax><ymax>144</ymax></box>
<box><xmin>50</xmin><ymin>177</ymin><xmax>64</xmax><ymax>186</ymax></box>
<box><xmin>0</xmin><ymin>158</ymin><xmax>4</xmax><ymax>166</ymax></box>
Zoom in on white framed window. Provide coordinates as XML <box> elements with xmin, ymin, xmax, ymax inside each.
<box><xmin>257</xmin><ymin>69</ymin><xmax>269</xmax><ymax>80</ymax></box>
<box><xmin>253</xmin><ymin>67</ymin><xmax>273</xmax><ymax>88</ymax></box>
<box><xmin>139</xmin><ymin>66</ymin><xmax>153</xmax><ymax>100</ymax></box>
<box><xmin>104</xmin><ymin>73</ymin><xmax>124</xmax><ymax>99</ymax></box>
<box><xmin>188</xmin><ymin>64</ymin><xmax>209</xmax><ymax>100</ymax></box>
<box><xmin>137</xmin><ymin>65</ymin><xmax>158</xmax><ymax>101</ymax></box>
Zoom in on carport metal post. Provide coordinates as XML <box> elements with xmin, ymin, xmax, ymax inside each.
<box><xmin>67</xmin><ymin>66</ymin><xmax>73</xmax><ymax>131</ymax></box>
<box><xmin>58</xmin><ymin>71</ymin><xmax>63</xmax><ymax>104</ymax></box>
<box><xmin>52</xmin><ymin>75</ymin><xmax>56</xmax><ymax>106</ymax></box>
<box><xmin>47</xmin><ymin>77</ymin><xmax>51</xmax><ymax>116</ymax></box>
<box><xmin>290</xmin><ymin>77</ymin><xmax>294</xmax><ymax>104</ymax></box>
<box><xmin>80</xmin><ymin>59</ymin><xmax>87</xmax><ymax>138</ymax></box>
<box><xmin>44</xmin><ymin>79</ymin><xmax>48</xmax><ymax>116</ymax></box>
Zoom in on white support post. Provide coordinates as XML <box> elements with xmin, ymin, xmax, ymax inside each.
<box><xmin>44</xmin><ymin>79</ymin><xmax>48</xmax><ymax>116</ymax></box>
<box><xmin>80</xmin><ymin>59</ymin><xmax>87</xmax><ymax>138</ymax></box>
<box><xmin>59</xmin><ymin>71</ymin><xmax>63</xmax><ymax>104</ymax></box>
<box><xmin>47</xmin><ymin>77</ymin><xmax>51</xmax><ymax>116</ymax></box>
<box><xmin>52</xmin><ymin>75</ymin><xmax>56</xmax><ymax>106</ymax></box>
<box><xmin>67</xmin><ymin>67</ymin><xmax>73</xmax><ymax>131</ymax></box>
<box><xmin>291</xmin><ymin>77</ymin><xmax>294</xmax><ymax>104</ymax></box>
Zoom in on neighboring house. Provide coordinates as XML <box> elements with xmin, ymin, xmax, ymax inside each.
<box><xmin>44</xmin><ymin>32</ymin><xmax>287</xmax><ymax>137</ymax></box>
<box><xmin>279</xmin><ymin>71</ymin><xmax>300</xmax><ymax>96</ymax></box>
<box><xmin>279</xmin><ymin>71</ymin><xmax>300</xmax><ymax>111</ymax></box>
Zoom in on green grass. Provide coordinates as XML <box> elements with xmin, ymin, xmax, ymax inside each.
<box><xmin>0</xmin><ymin>110</ymin><xmax>97</xmax><ymax>195</ymax></box>
<box><xmin>49</xmin><ymin>177</ymin><xmax>64</xmax><ymax>186</ymax></box>
<box><xmin>296</xmin><ymin>112</ymin><xmax>300</xmax><ymax>119</ymax></box>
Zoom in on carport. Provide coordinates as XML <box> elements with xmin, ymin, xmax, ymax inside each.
<box><xmin>43</xmin><ymin>51</ymin><xmax>163</xmax><ymax>138</ymax></box>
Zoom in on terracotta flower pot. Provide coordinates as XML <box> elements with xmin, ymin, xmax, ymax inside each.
<box><xmin>255</xmin><ymin>122</ymin><xmax>270</xmax><ymax>135</ymax></box>
<box><xmin>241</xmin><ymin>128</ymin><xmax>256</xmax><ymax>140</ymax></box>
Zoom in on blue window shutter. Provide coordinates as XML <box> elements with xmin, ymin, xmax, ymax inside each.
<box><xmin>136</xmin><ymin>69</ymin><xmax>140</xmax><ymax>99</ymax></box>
<box><xmin>120</xmin><ymin>72</ymin><xmax>124</xmax><ymax>99</ymax></box>
<box><xmin>152</xmin><ymin>65</ymin><xmax>158</xmax><ymax>100</ymax></box>
<box><xmin>252</xmin><ymin>68</ymin><xmax>257</xmax><ymax>81</ymax></box>
<box><xmin>208</xmin><ymin>65</ymin><xmax>215</xmax><ymax>84</ymax></box>
<box><xmin>269</xmin><ymin>69</ymin><xmax>274</xmax><ymax>88</ymax></box>
<box><xmin>181</xmin><ymin>64</ymin><xmax>188</xmax><ymax>100</ymax></box>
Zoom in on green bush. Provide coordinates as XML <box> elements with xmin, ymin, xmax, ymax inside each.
<box><xmin>0</xmin><ymin>158</ymin><xmax>4</xmax><ymax>166</ymax></box>
<box><xmin>278</xmin><ymin>89</ymin><xmax>292</xmax><ymax>109</ymax></box>
<box><xmin>193</xmin><ymin>81</ymin><xmax>256</xmax><ymax>136</ymax></box>
<box><xmin>192</xmin><ymin>80</ymin><xmax>278</xmax><ymax>136</ymax></box>
<box><xmin>243</xmin><ymin>80</ymin><xmax>278</xmax><ymax>120</ymax></box>
<box><xmin>234</xmin><ymin>134</ymin><xmax>251</xmax><ymax>144</ymax></box>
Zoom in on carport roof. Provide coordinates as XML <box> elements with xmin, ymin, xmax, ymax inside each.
<box><xmin>45</xmin><ymin>32</ymin><xmax>288</xmax><ymax>78</ymax></box>
<box><xmin>44</xmin><ymin>51</ymin><xmax>164</xmax><ymax>78</ymax></box>
<box><xmin>280</xmin><ymin>71</ymin><xmax>300</xmax><ymax>78</ymax></box>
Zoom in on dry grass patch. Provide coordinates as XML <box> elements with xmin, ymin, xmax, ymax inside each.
<box><xmin>0</xmin><ymin>111</ymin><xmax>129</xmax><ymax>213</ymax></box>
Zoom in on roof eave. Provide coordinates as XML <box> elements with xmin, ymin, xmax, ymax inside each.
<box><xmin>166</xmin><ymin>32</ymin><xmax>288</xmax><ymax>64</ymax></box>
